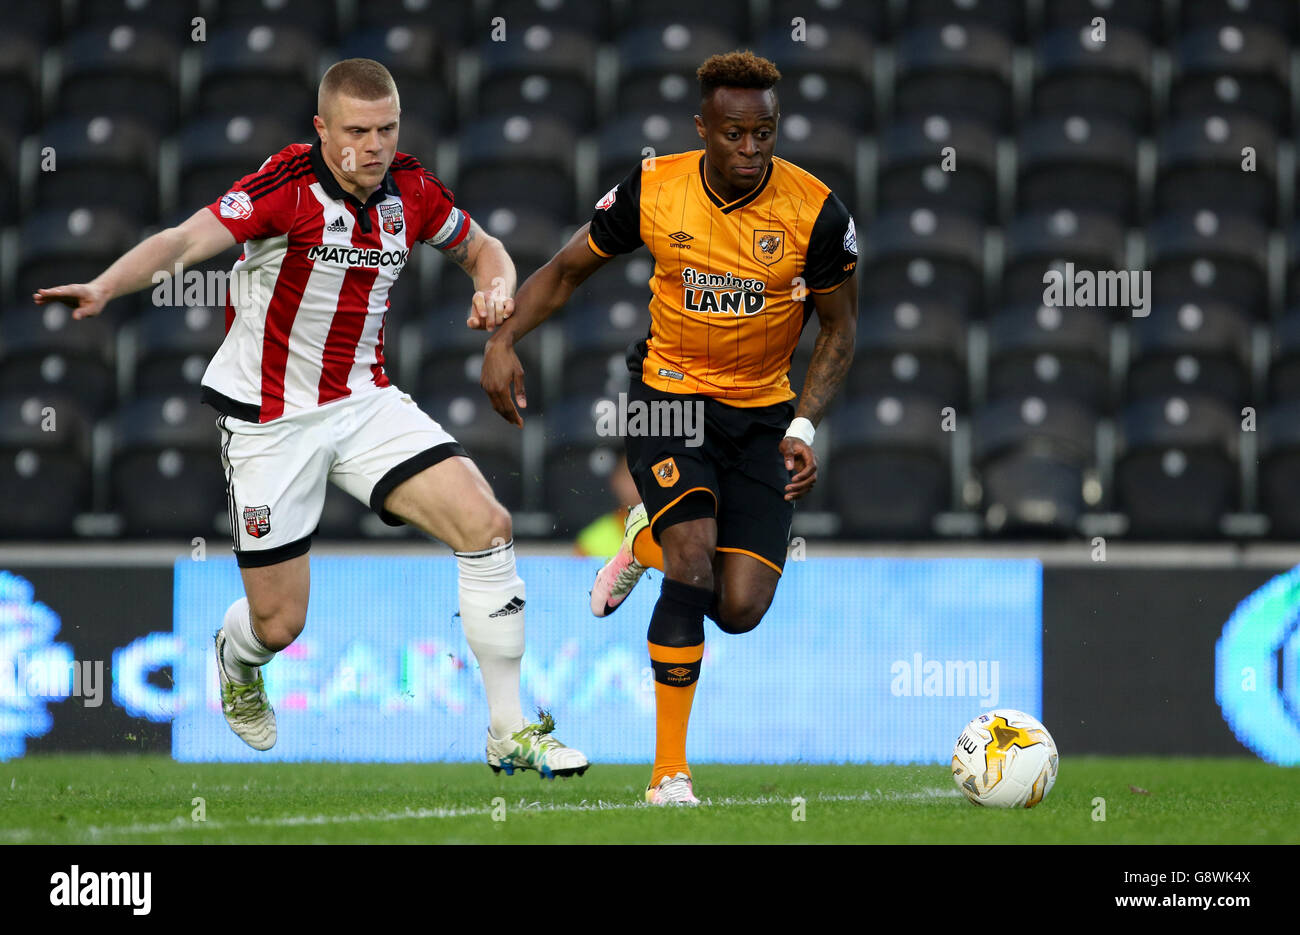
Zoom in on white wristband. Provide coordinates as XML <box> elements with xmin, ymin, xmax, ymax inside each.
<box><xmin>785</xmin><ymin>417</ymin><xmax>815</xmax><ymax>447</ymax></box>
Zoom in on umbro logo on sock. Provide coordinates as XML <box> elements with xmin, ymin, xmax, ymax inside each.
<box><xmin>489</xmin><ymin>597</ymin><xmax>525</xmax><ymax>617</ymax></box>
<box><xmin>326</xmin><ymin>216</ymin><xmax>348</xmax><ymax>232</ymax></box>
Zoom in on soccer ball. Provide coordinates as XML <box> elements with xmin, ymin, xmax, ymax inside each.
<box><xmin>951</xmin><ymin>709</ymin><xmax>1059</xmax><ymax>808</ymax></box>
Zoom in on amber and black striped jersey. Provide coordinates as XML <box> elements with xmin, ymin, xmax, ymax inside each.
<box><xmin>587</xmin><ymin>151</ymin><xmax>857</xmax><ymax>407</ymax></box>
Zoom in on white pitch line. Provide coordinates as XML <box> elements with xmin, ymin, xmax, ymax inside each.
<box><xmin>0</xmin><ymin>788</ymin><xmax>960</xmax><ymax>841</ymax></box>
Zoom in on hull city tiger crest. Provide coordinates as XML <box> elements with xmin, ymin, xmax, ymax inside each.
<box><xmin>652</xmin><ymin>457</ymin><xmax>679</xmax><ymax>488</ymax></box>
<box><xmin>243</xmin><ymin>504</ymin><xmax>271</xmax><ymax>539</ymax></box>
<box><xmin>753</xmin><ymin>229</ymin><xmax>784</xmax><ymax>266</ymax></box>
<box><xmin>378</xmin><ymin>202</ymin><xmax>404</xmax><ymax>235</ymax></box>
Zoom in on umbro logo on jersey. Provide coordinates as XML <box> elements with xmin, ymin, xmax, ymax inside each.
<box><xmin>326</xmin><ymin>216</ymin><xmax>348</xmax><ymax>232</ymax></box>
<box><xmin>489</xmin><ymin>597</ymin><xmax>526</xmax><ymax>618</ymax></box>
<box><xmin>669</xmin><ymin>230</ymin><xmax>693</xmax><ymax>249</ymax></box>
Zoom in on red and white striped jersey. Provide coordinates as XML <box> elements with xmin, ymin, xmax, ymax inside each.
<box><xmin>200</xmin><ymin>141</ymin><xmax>470</xmax><ymax>423</ymax></box>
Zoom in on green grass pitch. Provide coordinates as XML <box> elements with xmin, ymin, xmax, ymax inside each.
<box><xmin>1</xmin><ymin>755</ymin><xmax>1295</xmax><ymax>844</ymax></box>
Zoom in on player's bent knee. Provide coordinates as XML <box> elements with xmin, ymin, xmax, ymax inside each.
<box><xmin>713</xmin><ymin>595</ymin><xmax>772</xmax><ymax>634</ymax></box>
<box><xmin>248</xmin><ymin>607</ymin><xmax>305</xmax><ymax>652</ymax></box>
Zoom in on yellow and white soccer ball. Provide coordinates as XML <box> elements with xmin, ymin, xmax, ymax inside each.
<box><xmin>952</xmin><ymin>709</ymin><xmax>1059</xmax><ymax>808</ymax></box>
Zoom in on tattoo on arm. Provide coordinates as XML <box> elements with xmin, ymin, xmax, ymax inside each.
<box><xmin>796</xmin><ymin>325</ymin><xmax>855</xmax><ymax>426</ymax></box>
<box><xmin>443</xmin><ymin>221</ymin><xmax>477</xmax><ymax>269</ymax></box>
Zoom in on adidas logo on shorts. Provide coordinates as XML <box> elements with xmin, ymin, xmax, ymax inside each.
<box><xmin>326</xmin><ymin>216</ymin><xmax>348</xmax><ymax>232</ymax></box>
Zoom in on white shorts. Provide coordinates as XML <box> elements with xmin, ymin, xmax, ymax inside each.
<box><xmin>215</xmin><ymin>386</ymin><xmax>464</xmax><ymax>566</ymax></box>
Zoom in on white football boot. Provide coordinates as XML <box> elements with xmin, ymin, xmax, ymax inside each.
<box><xmin>487</xmin><ymin>711</ymin><xmax>589</xmax><ymax>779</ymax></box>
<box><xmin>214</xmin><ymin>629</ymin><xmax>277</xmax><ymax>751</ymax></box>
<box><xmin>645</xmin><ymin>772</ymin><xmax>700</xmax><ymax>806</ymax></box>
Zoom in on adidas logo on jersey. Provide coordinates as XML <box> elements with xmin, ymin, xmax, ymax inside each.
<box><xmin>489</xmin><ymin>597</ymin><xmax>525</xmax><ymax>617</ymax></box>
<box><xmin>326</xmin><ymin>216</ymin><xmax>349</xmax><ymax>232</ymax></box>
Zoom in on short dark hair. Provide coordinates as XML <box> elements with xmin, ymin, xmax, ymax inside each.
<box><xmin>318</xmin><ymin>58</ymin><xmax>400</xmax><ymax>118</ymax></box>
<box><xmin>697</xmin><ymin>50</ymin><xmax>781</xmax><ymax>105</ymax></box>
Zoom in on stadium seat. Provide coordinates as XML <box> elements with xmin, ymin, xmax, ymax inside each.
<box><xmin>857</xmin><ymin>208</ymin><xmax>985</xmax><ymax>315</ymax></box>
<box><xmin>0</xmin><ymin>303</ymin><xmax>116</xmax><ymax>418</ymax></box>
<box><xmin>1114</xmin><ymin>394</ymin><xmax>1240</xmax><ymax>538</ymax></box>
<box><xmin>109</xmin><ymin>394</ymin><xmax>226</xmax><ymax>537</ymax></box>
<box><xmin>892</xmin><ymin>23</ymin><xmax>1014</xmax><ymax>131</ymax></box>
<box><xmin>1031</xmin><ymin>26</ymin><xmax>1152</xmax><ymax>132</ymax></box>
<box><xmin>0</xmin><ymin>393</ymin><xmax>92</xmax><ymax>538</ymax></box>
<box><xmin>985</xmin><ymin>303</ymin><xmax>1110</xmax><ymax>411</ymax></box>
<box><xmin>30</xmin><ymin>115</ymin><xmax>160</xmax><ymax>221</ymax></box>
<box><xmin>826</xmin><ymin>393</ymin><xmax>952</xmax><ymax>538</ymax></box>
<box><xmin>130</xmin><ymin>304</ymin><xmax>227</xmax><ymax>398</ymax></box>
<box><xmin>1126</xmin><ymin>301</ymin><xmax>1252</xmax><ymax>408</ymax></box>
<box><xmin>69</xmin><ymin>0</ymin><xmax>200</xmax><ymax>35</ymax></box>
<box><xmin>1179</xmin><ymin>0</ymin><xmax>1297</xmax><ymax>43</ymax></box>
<box><xmin>1146</xmin><ymin>210</ymin><xmax>1270</xmax><ymax>319</ymax></box>
<box><xmin>614</xmin><ymin>25</ymin><xmax>741</xmax><ymax>116</ymax></box>
<box><xmin>1015</xmin><ymin>116</ymin><xmax>1138</xmax><ymax>224</ymax></box>
<box><xmin>175</xmin><ymin>114</ymin><xmax>304</xmax><ymax>211</ymax></box>
<box><xmin>0</xmin><ymin>136</ymin><xmax>16</xmax><ymax>222</ymax></box>
<box><xmin>617</xmin><ymin>0</ymin><xmax>749</xmax><ymax>35</ymax></box>
<box><xmin>480</xmin><ymin>0</ymin><xmax>612</xmax><ymax>38</ymax></box>
<box><xmin>454</xmin><ymin>115</ymin><xmax>577</xmax><ymax>219</ymax></box>
<box><xmin>193</xmin><ymin>25</ymin><xmax>319</xmax><ymax>126</ymax></box>
<box><xmin>473</xmin><ymin>205</ymin><xmax>568</xmax><ymax>280</ymax></box>
<box><xmin>475</xmin><ymin>26</ymin><xmax>598</xmax><ymax>131</ymax></box>
<box><xmin>541</xmin><ymin>398</ymin><xmax>628</xmax><ymax>538</ymax></box>
<box><xmin>849</xmin><ymin>298</ymin><xmax>967</xmax><ymax>406</ymax></box>
<box><xmin>1268</xmin><ymin>309</ymin><xmax>1300</xmax><ymax>401</ymax></box>
<box><xmin>315</xmin><ymin>486</ymin><xmax>372</xmax><ymax>539</ymax></box>
<box><xmin>769</xmin><ymin>115</ymin><xmax>859</xmax><ymax>209</ymax></box>
<box><xmin>1257</xmin><ymin>402</ymin><xmax>1300</xmax><ymax>538</ymax></box>
<box><xmin>1169</xmin><ymin>25</ymin><xmax>1290</xmax><ymax>132</ymax></box>
<box><xmin>209</xmin><ymin>0</ymin><xmax>339</xmax><ymax>41</ymax></box>
<box><xmin>971</xmin><ymin>395</ymin><xmax>1100</xmax><ymax>536</ymax></box>
<box><xmin>357</xmin><ymin>0</ymin><xmax>474</xmax><ymax>46</ymax></box>
<box><xmin>1041</xmin><ymin>0</ymin><xmax>1162</xmax><ymax>39</ymax></box>
<box><xmin>0</xmin><ymin>35</ymin><xmax>42</xmax><ymax>136</ymax></box>
<box><xmin>561</xmin><ymin>301</ymin><xmax>648</xmax><ymax>400</ymax></box>
<box><xmin>765</xmin><ymin>0</ymin><xmax>889</xmax><ymax>39</ymax></box>
<box><xmin>876</xmin><ymin>115</ymin><xmax>998</xmax><ymax>223</ymax></box>
<box><xmin>756</xmin><ymin>25</ymin><xmax>875</xmax><ymax>127</ymax></box>
<box><xmin>416</xmin><ymin>393</ymin><xmax>527</xmax><ymax>512</ymax></box>
<box><xmin>569</xmin><ymin>253</ymin><xmax>657</xmax><ymax>311</ymax></box>
<box><xmin>595</xmin><ymin>112</ymin><xmax>703</xmax><ymax>192</ymax></box>
<box><xmin>1154</xmin><ymin>114</ymin><xmax>1278</xmax><ymax>224</ymax></box>
<box><xmin>16</xmin><ymin>207</ymin><xmax>143</xmax><ymax>318</ymax></box>
<box><xmin>53</xmin><ymin>26</ymin><xmax>180</xmax><ymax>130</ymax></box>
<box><xmin>901</xmin><ymin>0</ymin><xmax>1025</xmax><ymax>41</ymax></box>
<box><xmin>1001</xmin><ymin>210</ymin><xmax>1127</xmax><ymax>309</ymax></box>
<box><xmin>337</xmin><ymin>27</ymin><xmax>451</xmax><ymax>129</ymax></box>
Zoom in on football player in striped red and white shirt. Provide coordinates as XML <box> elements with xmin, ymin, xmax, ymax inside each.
<box><xmin>34</xmin><ymin>59</ymin><xmax>587</xmax><ymax>778</ymax></box>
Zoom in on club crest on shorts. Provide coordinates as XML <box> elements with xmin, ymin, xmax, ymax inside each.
<box><xmin>652</xmin><ymin>457</ymin><xmax>679</xmax><ymax>488</ymax></box>
<box><xmin>753</xmin><ymin>229</ymin><xmax>784</xmax><ymax>266</ymax></box>
<box><xmin>378</xmin><ymin>202</ymin><xmax>404</xmax><ymax>235</ymax></box>
<box><xmin>243</xmin><ymin>504</ymin><xmax>271</xmax><ymax>538</ymax></box>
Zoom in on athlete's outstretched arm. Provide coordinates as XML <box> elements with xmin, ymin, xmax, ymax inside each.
<box><xmin>478</xmin><ymin>221</ymin><xmax>612</xmax><ymax>427</ymax></box>
<box><xmin>33</xmin><ymin>208</ymin><xmax>238</xmax><ymax>320</ymax></box>
<box><xmin>781</xmin><ymin>274</ymin><xmax>859</xmax><ymax>500</ymax></box>
<box><xmin>444</xmin><ymin>217</ymin><xmax>517</xmax><ymax>331</ymax></box>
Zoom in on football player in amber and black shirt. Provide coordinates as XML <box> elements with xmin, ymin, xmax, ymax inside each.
<box><xmin>476</xmin><ymin>51</ymin><xmax>858</xmax><ymax>805</ymax></box>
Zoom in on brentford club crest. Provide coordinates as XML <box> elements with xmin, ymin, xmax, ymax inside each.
<box><xmin>378</xmin><ymin>202</ymin><xmax>404</xmax><ymax>235</ymax></box>
<box><xmin>243</xmin><ymin>504</ymin><xmax>271</xmax><ymax>539</ymax></box>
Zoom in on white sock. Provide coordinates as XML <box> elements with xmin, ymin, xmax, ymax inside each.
<box><xmin>221</xmin><ymin>597</ymin><xmax>274</xmax><ymax>683</ymax></box>
<box><xmin>456</xmin><ymin>539</ymin><xmax>527</xmax><ymax>738</ymax></box>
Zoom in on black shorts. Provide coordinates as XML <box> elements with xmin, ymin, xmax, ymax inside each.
<box><xmin>623</xmin><ymin>376</ymin><xmax>795</xmax><ymax>574</ymax></box>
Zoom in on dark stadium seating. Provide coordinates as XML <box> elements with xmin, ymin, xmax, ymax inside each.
<box><xmin>16</xmin><ymin>208</ymin><xmax>143</xmax><ymax>318</ymax></box>
<box><xmin>876</xmin><ymin>116</ymin><xmax>998</xmax><ymax>222</ymax></box>
<box><xmin>53</xmin><ymin>27</ymin><xmax>180</xmax><ymax>130</ymax></box>
<box><xmin>1146</xmin><ymin>210</ymin><xmax>1270</xmax><ymax>319</ymax></box>
<box><xmin>1015</xmin><ymin>116</ymin><xmax>1139</xmax><ymax>223</ymax></box>
<box><xmin>1031</xmin><ymin>26</ymin><xmax>1152</xmax><ymax>131</ymax></box>
<box><xmin>985</xmin><ymin>303</ymin><xmax>1110</xmax><ymax>411</ymax></box>
<box><xmin>971</xmin><ymin>395</ymin><xmax>1099</xmax><ymax>536</ymax></box>
<box><xmin>475</xmin><ymin>27</ymin><xmax>598</xmax><ymax>130</ymax></box>
<box><xmin>893</xmin><ymin>23</ymin><xmax>1014</xmax><ymax>131</ymax></box>
<box><xmin>594</xmin><ymin>112</ymin><xmax>702</xmax><ymax>190</ymax></box>
<box><xmin>756</xmin><ymin>26</ymin><xmax>875</xmax><ymax>127</ymax></box>
<box><xmin>849</xmin><ymin>299</ymin><xmax>967</xmax><ymax>406</ymax></box>
<box><xmin>1268</xmin><ymin>310</ymin><xmax>1300</xmax><ymax>402</ymax></box>
<box><xmin>109</xmin><ymin>394</ymin><xmax>227</xmax><ymax>537</ymax></box>
<box><xmin>482</xmin><ymin>0</ymin><xmax>613</xmax><ymax>39</ymax></box>
<box><xmin>0</xmin><ymin>35</ymin><xmax>42</xmax><ymax>136</ymax></box>
<box><xmin>454</xmin><ymin>114</ymin><xmax>577</xmax><ymax>218</ymax></box>
<box><xmin>209</xmin><ymin>0</ymin><xmax>340</xmax><ymax>41</ymax></box>
<box><xmin>615</xmin><ymin>25</ymin><xmax>741</xmax><ymax>114</ymax></box>
<box><xmin>194</xmin><ymin>25</ymin><xmax>320</xmax><ymax>126</ymax></box>
<box><xmin>618</xmin><ymin>0</ymin><xmax>750</xmax><ymax>36</ymax></box>
<box><xmin>858</xmin><ymin>208</ymin><xmax>985</xmax><ymax>314</ymax></box>
<box><xmin>1001</xmin><ymin>210</ymin><xmax>1128</xmax><ymax>308</ymax></box>
<box><xmin>1257</xmin><ymin>402</ymin><xmax>1300</xmax><ymax>538</ymax></box>
<box><xmin>0</xmin><ymin>393</ymin><xmax>92</xmax><ymax>538</ymax></box>
<box><xmin>1041</xmin><ymin>0</ymin><xmax>1163</xmax><ymax>39</ymax></box>
<box><xmin>176</xmin><ymin>114</ymin><xmax>306</xmax><ymax>211</ymax></box>
<box><xmin>903</xmin><ymin>0</ymin><xmax>1025</xmax><ymax>41</ymax></box>
<box><xmin>1169</xmin><ymin>24</ymin><xmax>1291</xmax><ymax>130</ymax></box>
<box><xmin>1154</xmin><ymin>114</ymin><xmax>1278</xmax><ymax>224</ymax></box>
<box><xmin>70</xmin><ymin>0</ymin><xmax>200</xmax><ymax>35</ymax></box>
<box><xmin>31</xmin><ymin>115</ymin><xmax>161</xmax><ymax>221</ymax></box>
<box><xmin>1126</xmin><ymin>301</ymin><xmax>1253</xmax><ymax>408</ymax></box>
<box><xmin>541</xmin><ymin>398</ymin><xmax>628</xmax><ymax>536</ymax></box>
<box><xmin>1179</xmin><ymin>0</ymin><xmax>1297</xmax><ymax>38</ymax></box>
<box><xmin>417</xmin><ymin>393</ymin><xmax>526</xmax><ymax>512</ymax></box>
<box><xmin>0</xmin><ymin>304</ymin><xmax>117</xmax><ymax>419</ymax></box>
<box><xmin>766</xmin><ymin>0</ymin><xmax>888</xmax><ymax>39</ymax></box>
<box><xmin>130</xmin><ymin>305</ymin><xmax>227</xmax><ymax>399</ymax></box>
<box><xmin>337</xmin><ymin>27</ymin><xmax>451</xmax><ymax>128</ymax></box>
<box><xmin>1114</xmin><ymin>394</ymin><xmax>1240</xmax><ymax>538</ymax></box>
<box><xmin>826</xmin><ymin>393</ymin><xmax>952</xmax><ymax>538</ymax></box>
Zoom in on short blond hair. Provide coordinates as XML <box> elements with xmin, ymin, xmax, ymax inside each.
<box><xmin>318</xmin><ymin>58</ymin><xmax>400</xmax><ymax>119</ymax></box>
